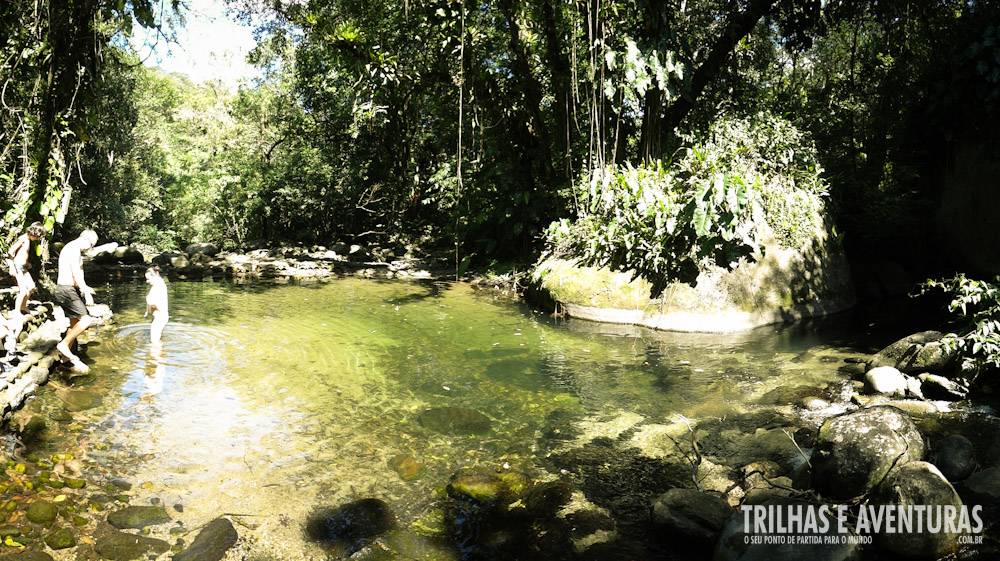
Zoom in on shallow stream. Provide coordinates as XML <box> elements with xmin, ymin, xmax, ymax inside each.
<box><xmin>12</xmin><ymin>278</ymin><xmax>954</xmax><ymax>559</ymax></box>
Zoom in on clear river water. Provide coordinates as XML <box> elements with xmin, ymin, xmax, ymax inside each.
<box><xmin>12</xmin><ymin>277</ymin><xmax>977</xmax><ymax>560</ymax></box>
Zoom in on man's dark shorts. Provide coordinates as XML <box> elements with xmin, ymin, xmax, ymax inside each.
<box><xmin>54</xmin><ymin>285</ymin><xmax>88</xmax><ymax>318</ymax></box>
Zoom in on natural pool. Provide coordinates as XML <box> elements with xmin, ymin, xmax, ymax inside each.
<box><xmin>10</xmin><ymin>278</ymin><xmax>964</xmax><ymax>559</ymax></box>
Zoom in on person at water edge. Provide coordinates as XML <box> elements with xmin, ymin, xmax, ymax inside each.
<box><xmin>7</xmin><ymin>222</ymin><xmax>45</xmax><ymax>313</ymax></box>
<box><xmin>54</xmin><ymin>229</ymin><xmax>99</xmax><ymax>373</ymax></box>
<box><xmin>6</xmin><ymin>221</ymin><xmax>45</xmax><ymax>349</ymax></box>
<box><xmin>145</xmin><ymin>266</ymin><xmax>168</xmax><ymax>344</ymax></box>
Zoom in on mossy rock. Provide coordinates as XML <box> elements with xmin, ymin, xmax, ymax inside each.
<box><xmin>44</xmin><ymin>527</ymin><xmax>76</xmax><ymax>549</ymax></box>
<box><xmin>25</xmin><ymin>501</ymin><xmax>58</xmax><ymax>525</ymax></box>
<box><xmin>418</xmin><ymin>407</ymin><xmax>491</xmax><ymax>435</ymax></box>
<box><xmin>0</xmin><ymin>551</ymin><xmax>54</xmax><ymax>561</ymax></box>
<box><xmin>388</xmin><ymin>454</ymin><xmax>425</xmax><ymax>481</ymax></box>
<box><xmin>446</xmin><ymin>469</ymin><xmax>530</xmax><ymax>504</ymax></box>
<box><xmin>107</xmin><ymin>506</ymin><xmax>171</xmax><ymax>530</ymax></box>
<box><xmin>95</xmin><ymin>529</ymin><xmax>170</xmax><ymax>560</ymax></box>
<box><xmin>172</xmin><ymin>518</ymin><xmax>238</xmax><ymax>561</ymax></box>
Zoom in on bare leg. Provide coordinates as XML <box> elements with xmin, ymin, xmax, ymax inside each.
<box><xmin>57</xmin><ymin>315</ymin><xmax>92</xmax><ymax>361</ymax></box>
<box><xmin>150</xmin><ymin>312</ymin><xmax>168</xmax><ymax>344</ymax></box>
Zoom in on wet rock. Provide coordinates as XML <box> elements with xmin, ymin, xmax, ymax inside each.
<box><xmin>739</xmin><ymin>461</ymin><xmax>783</xmax><ymax>491</ymax></box>
<box><xmin>185</xmin><ymin>243</ymin><xmax>219</xmax><ymax>257</ymax></box>
<box><xmin>173</xmin><ymin>517</ymin><xmax>238</xmax><ymax>561</ymax></box>
<box><xmin>871</xmin><ymin>461</ymin><xmax>962</xmax><ymax>559</ymax></box>
<box><xmin>116</xmin><ymin>246</ymin><xmax>146</xmax><ymax>264</ymax></box>
<box><xmin>811</xmin><ymin>406</ymin><xmax>925</xmax><ymax>500</ymax></box>
<box><xmin>447</xmin><ymin>470</ymin><xmax>529</xmax><ymax>504</ymax></box>
<box><xmin>917</xmin><ymin>373</ymin><xmax>968</xmax><ymax>401</ymax></box>
<box><xmin>838</xmin><ymin>361</ymin><xmax>867</xmax><ymax>378</ymax></box>
<box><xmin>800</xmin><ymin>397</ymin><xmax>830</xmax><ymax>410</ymax></box>
<box><xmin>867</xmin><ymin>331</ymin><xmax>957</xmax><ymax>373</ymax></box>
<box><xmin>864</xmin><ymin>366</ymin><xmax>907</xmax><ymax>397</ymax></box>
<box><xmin>44</xmin><ymin>527</ymin><xmax>75</xmax><ymax>549</ymax></box>
<box><xmin>651</xmin><ymin>488</ymin><xmax>733</xmax><ymax>543</ymax></box>
<box><xmin>417</xmin><ymin>407</ymin><xmax>491</xmax><ymax>435</ymax></box>
<box><xmin>107</xmin><ymin>505</ymin><xmax>171</xmax><ymax>529</ymax></box>
<box><xmin>959</xmin><ymin>467</ymin><xmax>1000</xmax><ymax>506</ymax></box>
<box><xmin>550</xmin><ymin>441</ymin><xmax>691</xmax><ymax>536</ymax></box>
<box><xmin>0</xmin><ymin>552</ymin><xmax>54</xmax><ymax>560</ymax></box>
<box><xmin>932</xmin><ymin>435</ymin><xmax>975</xmax><ymax>482</ymax></box>
<box><xmin>26</xmin><ymin>501</ymin><xmax>58</xmax><ymax>525</ymax></box>
<box><xmin>522</xmin><ymin>481</ymin><xmax>574</xmax><ymax>517</ymax></box>
<box><xmin>713</xmin><ymin>498</ymin><xmax>858</xmax><ymax>561</ymax></box>
<box><xmin>95</xmin><ymin>528</ymin><xmax>170</xmax><ymax>560</ymax></box>
<box><xmin>305</xmin><ymin>498</ymin><xmax>395</xmax><ymax>554</ymax></box>
<box><xmin>19</xmin><ymin>416</ymin><xmax>46</xmax><ymax>446</ymax></box>
<box><xmin>61</xmin><ymin>390</ymin><xmax>104</xmax><ymax>412</ymax></box>
<box><xmin>751</xmin><ymin>428</ymin><xmax>810</xmax><ymax>473</ymax></box>
<box><xmin>388</xmin><ymin>454</ymin><xmax>425</xmax><ymax>481</ymax></box>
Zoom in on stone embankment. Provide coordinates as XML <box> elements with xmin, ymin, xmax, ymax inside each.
<box><xmin>82</xmin><ymin>241</ymin><xmax>453</xmax><ymax>284</ymax></box>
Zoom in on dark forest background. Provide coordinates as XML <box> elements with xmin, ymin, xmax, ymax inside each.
<box><xmin>3</xmin><ymin>0</ymin><xmax>1000</xmax><ymax>282</ymax></box>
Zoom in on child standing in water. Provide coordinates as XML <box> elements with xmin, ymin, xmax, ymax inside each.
<box><xmin>144</xmin><ymin>266</ymin><xmax>168</xmax><ymax>344</ymax></box>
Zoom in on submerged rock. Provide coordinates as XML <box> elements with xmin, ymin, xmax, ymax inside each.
<box><xmin>447</xmin><ymin>470</ymin><xmax>530</xmax><ymax>504</ymax></box>
<box><xmin>107</xmin><ymin>505</ymin><xmax>171</xmax><ymax>529</ymax></box>
<box><xmin>60</xmin><ymin>390</ymin><xmax>104</xmax><ymax>412</ymax></box>
<box><xmin>43</xmin><ymin>527</ymin><xmax>75</xmax><ymax>550</ymax></box>
<box><xmin>0</xmin><ymin>552</ymin><xmax>54</xmax><ymax>561</ymax></box>
<box><xmin>418</xmin><ymin>407</ymin><xmax>492</xmax><ymax>435</ymax></box>
<box><xmin>26</xmin><ymin>501</ymin><xmax>58</xmax><ymax>525</ymax></box>
<box><xmin>305</xmin><ymin>498</ymin><xmax>395</xmax><ymax>554</ymax></box>
<box><xmin>173</xmin><ymin>518</ymin><xmax>239</xmax><ymax>561</ymax></box>
<box><xmin>95</xmin><ymin>528</ymin><xmax>170</xmax><ymax>560</ymax></box>
<box><xmin>811</xmin><ymin>406</ymin><xmax>925</xmax><ymax>500</ymax></box>
<box><xmin>388</xmin><ymin>454</ymin><xmax>425</xmax><ymax>481</ymax></box>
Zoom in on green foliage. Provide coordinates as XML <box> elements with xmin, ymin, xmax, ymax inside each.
<box><xmin>543</xmin><ymin>112</ymin><xmax>828</xmax><ymax>296</ymax></box>
<box><xmin>924</xmin><ymin>275</ymin><xmax>1000</xmax><ymax>370</ymax></box>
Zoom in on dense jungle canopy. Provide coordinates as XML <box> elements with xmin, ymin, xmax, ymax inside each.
<box><xmin>2</xmin><ymin>0</ymin><xmax>999</xmax><ymax>281</ymax></box>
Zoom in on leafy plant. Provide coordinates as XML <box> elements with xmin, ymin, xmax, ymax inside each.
<box><xmin>924</xmin><ymin>274</ymin><xmax>1000</xmax><ymax>370</ymax></box>
<box><xmin>542</xmin><ymin>112</ymin><xmax>828</xmax><ymax>297</ymax></box>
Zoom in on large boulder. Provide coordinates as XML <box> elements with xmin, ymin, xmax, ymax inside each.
<box><xmin>811</xmin><ymin>406</ymin><xmax>925</xmax><ymax>500</ymax></box>
<box><xmin>531</xmin><ymin>217</ymin><xmax>855</xmax><ymax>333</ymax></box>
<box><xmin>931</xmin><ymin>435</ymin><xmax>976</xmax><ymax>482</ymax></box>
<box><xmin>871</xmin><ymin>462</ymin><xmax>963</xmax><ymax>559</ymax></box>
<box><xmin>867</xmin><ymin>331</ymin><xmax>958</xmax><ymax>374</ymax></box>
<box><xmin>186</xmin><ymin>242</ymin><xmax>219</xmax><ymax>257</ymax></box>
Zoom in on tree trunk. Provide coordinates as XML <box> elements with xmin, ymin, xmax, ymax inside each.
<box><xmin>540</xmin><ymin>0</ymin><xmax>573</xmax><ymax>183</ymax></box>
<box><xmin>498</xmin><ymin>0</ymin><xmax>556</xmax><ymax>188</ymax></box>
<box><xmin>660</xmin><ymin>0</ymin><xmax>777</xmax><ymax>138</ymax></box>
